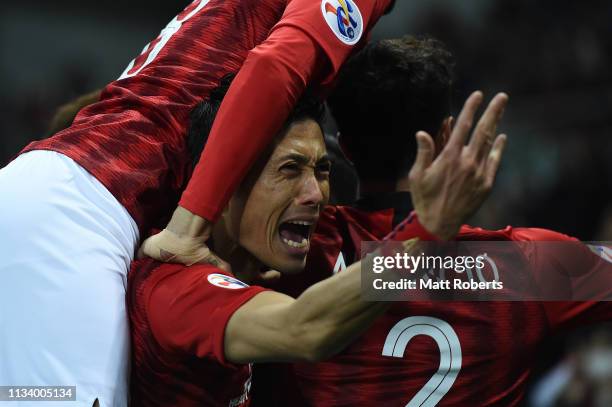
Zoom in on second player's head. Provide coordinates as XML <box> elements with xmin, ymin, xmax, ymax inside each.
<box><xmin>188</xmin><ymin>77</ymin><xmax>329</xmax><ymax>274</ymax></box>
<box><xmin>329</xmin><ymin>36</ymin><xmax>455</xmax><ymax>186</ymax></box>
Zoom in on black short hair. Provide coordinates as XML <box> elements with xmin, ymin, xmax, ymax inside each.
<box><xmin>188</xmin><ymin>75</ymin><xmax>325</xmax><ymax>167</ymax></box>
<box><xmin>328</xmin><ymin>36</ymin><xmax>455</xmax><ymax>182</ymax></box>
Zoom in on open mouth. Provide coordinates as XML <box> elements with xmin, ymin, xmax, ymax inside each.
<box><xmin>278</xmin><ymin>220</ymin><xmax>313</xmax><ymax>252</ymax></box>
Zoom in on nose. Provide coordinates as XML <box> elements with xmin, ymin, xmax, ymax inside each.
<box><xmin>295</xmin><ymin>173</ymin><xmax>325</xmax><ymax>208</ymax></box>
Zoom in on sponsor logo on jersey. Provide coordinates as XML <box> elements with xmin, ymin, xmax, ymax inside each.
<box><xmin>321</xmin><ymin>0</ymin><xmax>363</xmax><ymax>45</ymax></box>
<box><xmin>207</xmin><ymin>273</ymin><xmax>249</xmax><ymax>289</ymax></box>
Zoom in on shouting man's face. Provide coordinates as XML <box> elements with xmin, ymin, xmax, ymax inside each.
<box><xmin>224</xmin><ymin>119</ymin><xmax>330</xmax><ymax>273</ymax></box>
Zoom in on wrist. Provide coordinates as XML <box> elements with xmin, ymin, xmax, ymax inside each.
<box><xmin>416</xmin><ymin>215</ymin><xmax>457</xmax><ymax>241</ymax></box>
<box><xmin>166</xmin><ymin>206</ymin><xmax>211</xmax><ymax>240</ymax></box>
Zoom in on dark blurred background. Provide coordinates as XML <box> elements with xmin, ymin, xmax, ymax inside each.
<box><xmin>1</xmin><ymin>0</ymin><xmax>610</xmax><ymax>241</ymax></box>
<box><xmin>1</xmin><ymin>2</ymin><xmax>611</xmax><ymax>405</ymax></box>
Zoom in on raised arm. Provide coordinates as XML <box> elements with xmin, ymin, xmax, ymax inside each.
<box><xmin>179</xmin><ymin>27</ymin><xmax>323</xmax><ymax>222</ymax></box>
<box><xmin>141</xmin><ymin>0</ymin><xmax>386</xmax><ymax>264</ymax></box>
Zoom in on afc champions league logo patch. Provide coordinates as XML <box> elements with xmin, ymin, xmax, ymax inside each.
<box><xmin>207</xmin><ymin>273</ymin><xmax>250</xmax><ymax>289</ymax></box>
<box><xmin>321</xmin><ymin>0</ymin><xmax>363</xmax><ymax>45</ymax></box>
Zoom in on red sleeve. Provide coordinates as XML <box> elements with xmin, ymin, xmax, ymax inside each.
<box><xmin>180</xmin><ymin>0</ymin><xmax>385</xmax><ymax>221</ymax></box>
<box><xmin>510</xmin><ymin>228</ymin><xmax>612</xmax><ymax>331</ymax></box>
<box><xmin>146</xmin><ymin>265</ymin><xmax>268</xmax><ymax>366</ymax></box>
<box><xmin>274</xmin><ymin>0</ymin><xmax>379</xmax><ymax>76</ymax></box>
<box><xmin>383</xmin><ymin>212</ymin><xmax>442</xmax><ymax>241</ymax></box>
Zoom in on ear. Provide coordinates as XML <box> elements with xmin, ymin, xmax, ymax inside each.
<box><xmin>337</xmin><ymin>132</ymin><xmax>354</xmax><ymax>164</ymax></box>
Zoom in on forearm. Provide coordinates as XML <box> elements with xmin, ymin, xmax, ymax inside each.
<box><xmin>226</xmin><ymin>240</ymin><xmax>421</xmax><ymax>364</ymax></box>
<box><xmin>225</xmin><ymin>263</ymin><xmax>389</xmax><ymax>364</ymax></box>
<box><xmin>179</xmin><ymin>26</ymin><xmax>325</xmax><ymax>223</ymax></box>
<box><xmin>284</xmin><ymin>260</ymin><xmax>389</xmax><ymax>361</ymax></box>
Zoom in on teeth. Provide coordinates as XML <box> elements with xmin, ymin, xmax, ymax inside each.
<box><xmin>281</xmin><ymin>237</ymin><xmax>309</xmax><ymax>248</ymax></box>
<box><xmin>288</xmin><ymin>221</ymin><xmax>312</xmax><ymax>226</ymax></box>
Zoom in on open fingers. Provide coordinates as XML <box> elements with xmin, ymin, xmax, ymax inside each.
<box><xmin>445</xmin><ymin>91</ymin><xmax>484</xmax><ymax>152</ymax></box>
<box><xmin>484</xmin><ymin>134</ymin><xmax>507</xmax><ymax>189</ymax></box>
<box><xmin>409</xmin><ymin>131</ymin><xmax>436</xmax><ymax>177</ymax></box>
<box><xmin>468</xmin><ymin>93</ymin><xmax>508</xmax><ymax>163</ymax></box>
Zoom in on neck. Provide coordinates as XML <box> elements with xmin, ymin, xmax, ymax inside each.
<box><xmin>359</xmin><ymin>175</ymin><xmax>411</xmax><ymax>197</ymax></box>
<box><xmin>210</xmin><ymin>221</ymin><xmax>261</xmax><ymax>283</ymax></box>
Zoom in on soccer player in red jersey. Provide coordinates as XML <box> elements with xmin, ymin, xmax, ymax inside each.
<box><xmin>251</xmin><ymin>37</ymin><xmax>612</xmax><ymax>407</ymax></box>
<box><xmin>0</xmin><ymin>1</ymin><xmax>398</xmax><ymax>403</ymax></box>
<box><xmin>127</xmin><ymin>72</ymin><xmax>500</xmax><ymax>406</ymax></box>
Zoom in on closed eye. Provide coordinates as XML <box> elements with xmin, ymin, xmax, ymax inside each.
<box><xmin>280</xmin><ymin>162</ymin><xmax>301</xmax><ymax>176</ymax></box>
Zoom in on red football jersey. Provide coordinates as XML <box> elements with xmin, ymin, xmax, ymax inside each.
<box><xmin>128</xmin><ymin>259</ymin><xmax>268</xmax><ymax>406</ymax></box>
<box><xmin>21</xmin><ymin>0</ymin><xmax>392</xmax><ymax>231</ymax></box>
<box><xmin>252</xmin><ymin>192</ymin><xmax>612</xmax><ymax>406</ymax></box>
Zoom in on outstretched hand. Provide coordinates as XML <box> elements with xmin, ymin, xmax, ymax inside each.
<box><xmin>409</xmin><ymin>91</ymin><xmax>509</xmax><ymax>240</ymax></box>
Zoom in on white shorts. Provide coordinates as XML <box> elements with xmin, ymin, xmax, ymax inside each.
<box><xmin>0</xmin><ymin>151</ymin><xmax>139</xmax><ymax>407</ymax></box>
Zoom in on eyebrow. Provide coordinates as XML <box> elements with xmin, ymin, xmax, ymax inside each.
<box><xmin>280</xmin><ymin>153</ymin><xmax>331</xmax><ymax>165</ymax></box>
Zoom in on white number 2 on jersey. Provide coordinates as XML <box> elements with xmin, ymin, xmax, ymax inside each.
<box><xmin>382</xmin><ymin>316</ymin><xmax>462</xmax><ymax>407</ymax></box>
